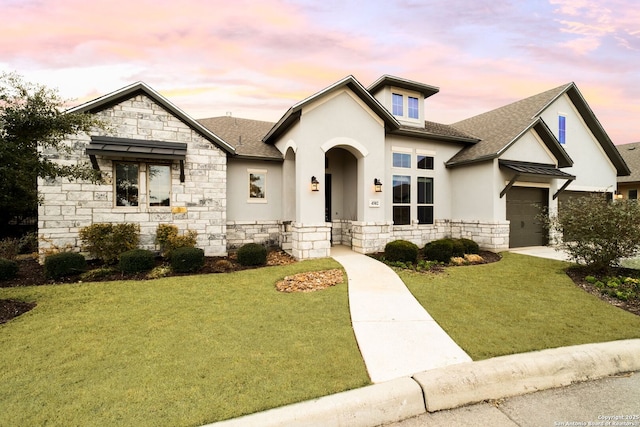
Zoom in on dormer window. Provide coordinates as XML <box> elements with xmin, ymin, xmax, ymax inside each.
<box><xmin>408</xmin><ymin>97</ymin><xmax>419</xmax><ymax>119</ymax></box>
<box><xmin>392</xmin><ymin>93</ymin><xmax>403</xmax><ymax>116</ymax></box>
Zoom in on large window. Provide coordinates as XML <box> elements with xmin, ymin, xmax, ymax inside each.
<box><xmin>393</xmin><ymin>175</ymin><xmax>411</xmax><ymax>225</ymax></box>
<box><xmin>408</xmin><ymin>96</ymin><xmax>419</xmax><ymax>119</ymax></box>
<box><xmin>148</xmin><ymin>164</ymin><xmax>171</xmax><ymax>207</ymax></box>
<box><xmin>392</xmin><ymin>93</ymin><xmax>403</xmax><ymax>116</ymax></box>
<box><xmin>559</xmin><ymin>115</ymin><xmax>566</xmax><ymax>144</ymax></box>
<box><xmin>115</xmin><ymin>162</ymin><xmax>172</xmax><ymax>207</ymax></box>
<box><xmin>115</xmin><ymin>163</ymin><xmax>139</xmax><ymax>207</ymax></box>
<box><xmin>417</xmin><ymin>177</ymin><xmax>434</xmax><ymax>224</ymax></box>
<box><xmin>629</xmin><ymin>189</ymin><xmax>638</xmax><ymax>200</ymax></box>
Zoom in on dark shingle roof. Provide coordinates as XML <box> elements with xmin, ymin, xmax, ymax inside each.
<box><xmin>197</xmin><ymin>116</ymin><xmax>281</xmax><ymax>160</ymax></box>
<box><xmin>616</xmin><ymin>142</ymin><xmax>640</xmax><ymax>183</ymax></box>
<box><xmin>446</xmin><ymin>83</ymin><xmax>572</xmax><ymax>166</ymax></box>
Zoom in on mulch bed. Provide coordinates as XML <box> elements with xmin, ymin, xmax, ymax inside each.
<box><xmin>1</xmin><ymin>249</ymin><xmax>638</xmax><ymax>324</ymax></box>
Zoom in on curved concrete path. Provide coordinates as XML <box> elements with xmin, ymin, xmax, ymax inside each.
<box><xmin>330</xmin><ymin>245</ymin><xmax>472</xmax><ymax>383</ymax></box>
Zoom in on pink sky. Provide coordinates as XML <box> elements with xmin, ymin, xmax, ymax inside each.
<box><xmin>2</xmin><ymin>0</ymin><xmax>639</xmax><ymax>144</ymax></box>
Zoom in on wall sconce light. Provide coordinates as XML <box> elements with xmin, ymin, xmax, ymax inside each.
<box><xmin>311</xmin><ymin>176</ymin><xmax>320</xmax><ymax>192</ymax></box>
<box><xmin>374</xmin><ymin>178</ymin><xmax>382</xmax><ymax>192</ymax></box>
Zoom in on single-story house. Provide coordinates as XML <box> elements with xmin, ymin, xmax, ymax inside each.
<box><xmin>616</xmin><ymin>141</ymin><xmax>640</xmax><ymax>200</ymax></box>
<box><xmin>37</xmin><ymin>75</ymin><xmax>630</xmax><ymax>259</ymax></box>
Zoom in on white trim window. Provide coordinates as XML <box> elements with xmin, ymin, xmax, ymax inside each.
<box><xmin>114</xmin><ymin>162</ymin><xmax>172</xmax><ymax>208</ymax></box>
<box><xmin>248</xmin><ymin>169</ymin><xmax>267</xmax><ymax>203</ymax></box>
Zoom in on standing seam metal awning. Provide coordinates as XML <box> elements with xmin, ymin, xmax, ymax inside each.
<box><xmin>499</xmin><ymin>160</ymin><xmax>576</xmax><ymax>199</ymax></box>
<box><xmin>86</xmin><ymin>136</ymin><xmax>188</xmax><ymax>182</ymax></box>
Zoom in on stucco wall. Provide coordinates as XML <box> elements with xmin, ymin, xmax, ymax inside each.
<box><xmin>38</xmin><ymin>94</ymin><xmax>228</xmax><ymax>258</ymax></box>
<box><xmin>540</xmin><ymin>94</ymin><xmax>617</xmax><ymax>192</ymax></box>
<box><xmin>226</xmin><ymin>158</ymin><xmax>283</xmax><ymax>221</ymax></box>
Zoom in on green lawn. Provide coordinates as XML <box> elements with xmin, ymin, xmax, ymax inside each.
<box><xmin>0</xmin><ymin>259</ymin><xmax>369</xmax><ymax>427</ymax></box>
<box><xmin>400</xmin><ymin>252</ymin><xmax>640</xmax><ymax>360</ymax></box>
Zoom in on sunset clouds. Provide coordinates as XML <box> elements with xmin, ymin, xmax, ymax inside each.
<box><xmin>1</xmin><ymin>0</ymin><xmax>638</xmax><ymax>143</ymax></box>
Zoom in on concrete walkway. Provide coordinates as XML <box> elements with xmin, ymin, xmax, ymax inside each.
<box><xmin>330</xmin><ymin>245</ymin><xmax>472</xmax><ymax>383</ymax></box>
<box><xmin>508</xmin><ymin>245</ymin><xmax>572</xmax><ymax>261</ymax></box>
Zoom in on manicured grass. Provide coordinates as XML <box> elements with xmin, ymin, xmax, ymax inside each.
<box><xmin>0</xmin><ymin>259</ymin><xmax>369</xmax><ymax>426</ymax></box>
<box><xmin>400</xmin><ymin>252</ymin><xmax>640</xmax><ymax>360</ymax></box>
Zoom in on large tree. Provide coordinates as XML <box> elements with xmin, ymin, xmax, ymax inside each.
<box><xmin>0</xmin><ymin>72</ymin><xmax>103</xmax><ymax>235</ymax></box>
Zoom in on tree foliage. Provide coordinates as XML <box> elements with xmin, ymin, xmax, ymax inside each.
<box><xmin>543</xmin><ymin>193</ymin><xmax>640</xmax><ymax>271</ymax></box>
<box><xmin>0</xmin><ymin>72</ymin><xmax>103</xmax><ymax>232</ymax></box>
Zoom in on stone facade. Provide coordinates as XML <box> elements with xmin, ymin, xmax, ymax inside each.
<box><xmin>38</xmin><ymin>94</ymin><xmax>228</xmax><ymax>258</ymax></box>
<box><xmin>226</xmin><ymin>220</ymin><xmax>291</xmax><ymax>252</ymax></box>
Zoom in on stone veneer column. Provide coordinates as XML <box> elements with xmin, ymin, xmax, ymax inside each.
<box><xmin>291</xmin><ymin>223</ymin><xmax>331</xmax><ymax>259</ymax></box>
<box><xmin>351</xmin><ymin>221</ymin><xmax>393</xmax><ymax>254</ymax></box>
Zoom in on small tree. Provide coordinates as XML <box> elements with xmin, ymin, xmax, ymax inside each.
<box><xmin>0</xmin><ymin>72</ymin><xmax>103</xmax><ymax>233</ymax></box>
<box><xmin>543</xmin><ymin>193</ymin><xmax>640</xmax><ymax>271</ymax></box>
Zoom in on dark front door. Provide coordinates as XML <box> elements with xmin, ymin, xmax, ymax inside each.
<box><xmin>506</xmin><ymin>187</ymin><xmax>548</xmax><ymax>248</ymax></box>
<box><xmin>325</xmin><ymin>174</ymin><xmax>332</xmax><ymax>222</ymax></box>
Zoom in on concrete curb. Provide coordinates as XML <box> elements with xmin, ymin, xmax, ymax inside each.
<box><xmin>204</xmin><ymin>377</ymin><xmax>425</xmax><ymax>427</ymax></box>
<box><xmin>204</xmin><ymin>339</ymin><xmax>640</xmax><ymax>427</ymax></box>
<box><xmin>414</xmin><ymin>339</ymin><xmax>640</xmax><ymax>412</ymax></box>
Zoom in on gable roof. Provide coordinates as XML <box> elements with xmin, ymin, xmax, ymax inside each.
<box><xmin>68</xmin><ymin>82</ymin><xmax>236</xmax><ymax>155</ymax></box>
<box><xmin>616</xmin><ymin>142</ymin><xmax>640</xmax><ymax>183</ymax></box>
<box><xmin>446</xmin><ymin>83</ymin><xmax>630</xmax><ymax>176</ymax></box>
<box><xmin>447</xmin><ymin>84</ymin><xmax>573</xmax><ymax>167</ymax></box>
<box><xmin>367</xmin><ymin>75</ymin><xmax>440</xmax><ymax>99</ymax></box>
<box><xmin>262</xmin><ymin>75</ymin><xmax>400</xmax><ymax>144</ymax></box>
<box><xmin>197</xmin><ymin>116</ymin><xmax>281</xmax><ymax>160</ymax></box>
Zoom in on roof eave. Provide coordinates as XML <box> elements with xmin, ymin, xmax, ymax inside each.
<box><xmin>391</xmin><ymin>127</ymin><xmax>479</xmax><ymax>144</ymax></box>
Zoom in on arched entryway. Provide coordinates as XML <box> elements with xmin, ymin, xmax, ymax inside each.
<box><xmin>325</xmin><ymin>146</ymin><xmax>359</xmax><ymax>247</ymax></box>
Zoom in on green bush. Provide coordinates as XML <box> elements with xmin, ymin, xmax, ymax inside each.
<box><xmin>79</xmin><ymin>223</ymin><xmax>140</xmax><ymax>264</ymax></box>
<box><xmin>459</xmin><ymin>238</ymin><xmax>480</xmax><ymax>254</ymax></box>
<box><xmin>384</xmin><ymin>240</ymin><xmax>419</xmax><ymax>264</ymax></box>
<box><xmin>237</xmin><ymin>243</ymin><xmax>268</xmax><ymax>266</ymax></box>
<box><xmin>0</xmin><ymin>257</ymin><xmax>19</xmax><ymax>281</ymax></box>
<box><xmin>155</xmin><ymin>224</ymin><xmax>198</xmax><ymax>257</ymax></box>
<box><xmin>44</xmin><ymin>252</ymin><xmax>87</xmax><ymax>279</ymax></box>
<box><xmin>119</xmin><ymin>249</ymin><xmax>155</xmax><ymax>274</ymax></box>
<box><xmin>541</xmin><ymin>193</ymin><xmax>640</xmax><ymax>271</ymax></box>
<box><xmin>424</xmin><ymin>239</ymin><xmax>454</xmax><ymax>263</ymax></box>
<box><xmin>170</xmin><ymin>247</ymin><xmax>204</xmax><ymax>273</ymax></box>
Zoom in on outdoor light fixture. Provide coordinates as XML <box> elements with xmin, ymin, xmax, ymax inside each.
<box><xmin>311</xmin><ymin>176</ymin><xmax>320</xmax><ymax>192</ymax></box>
<box><xmin>374</xmin><ymin>178</ymin><xmax>383</xmax><ymax>192</ymax></box>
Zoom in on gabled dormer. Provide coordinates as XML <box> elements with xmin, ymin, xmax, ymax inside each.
<box><xmin>368</xmin><ymin>75</ymin><xmax>439</xmax><ymax>127</ymax></box>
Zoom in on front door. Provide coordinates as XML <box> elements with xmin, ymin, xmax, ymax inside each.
<box><xmin>506</xmin><ymin>187</ymin><xmax>548</xmax><ymax>247</ymax></box>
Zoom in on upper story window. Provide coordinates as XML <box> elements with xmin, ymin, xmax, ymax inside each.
<box><xmin>408</xmin><ymin>97</ymin><xmax>419</xmax><ymax>119</ymax></box>
<box><xmin>393</xmin><ymin>152</ymin><xmax>411</xmax><ymax>168</ymax></box>
<box><xmin>392</xmin><ymin>93</ymin><xmax>403</xmax><ymax>116</ymax></box>
<box><xmin>558</xmin><ymin>115</ymin><xmax>566</xmax><ymax>144</ymax></box>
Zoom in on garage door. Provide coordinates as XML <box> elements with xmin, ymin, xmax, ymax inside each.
<box><xmin>506</xmin><ymin>187</ymin><xmax>549</xmax><ymax>248</ymax></box>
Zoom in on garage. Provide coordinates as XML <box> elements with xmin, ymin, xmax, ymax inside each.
<box><xmin>506</xmin><ymin>187</ymin><xmax>549</xmax><ymax>248</ymax></box>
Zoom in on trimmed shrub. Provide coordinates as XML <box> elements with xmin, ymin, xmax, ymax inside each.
<box><xmin>44</xmin><ymin>252</ymin><xmax>87</xmax><ymax>279</ymax></box>
<box><xmin>384</xmin><ymin>240</ymin><xmax>419</xmax><ymax>264</ymax></box>
<box><xmin>170</xmin><ymin>247</ymin><xmax>204</xmax><ymax>273</ymax></box>
<box><xmin>237</xmin><ymin>243</ymin><xmax>268</xmax><ymax>266</ymax></box>
<box><xmin>119</xmin><ymin>249</ymin><xmax>155</xmax><ymax>274</ymax></box>
<box><xmin>155</xmin><ymin>224</ymin><xmax>197</xmax><ymax>257</ymax></box>
<box><xmin>459</xmin><ymin>238</ymin><xmax>480</xmax><ymax>254</ymax></box>
<box><xmin>79</xmin><ymin>223</ymin><xmax>140</xmax><ymax>264</ymax></box>
<box><xmin>0</xmin><ymin>257</ymin><xmax>19</xmax><ymax>281</ymax></box>
<box><xmin>424</xmin><ymin>239</ymin><xmax>454</xmax><ymax>263</ymax></box>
